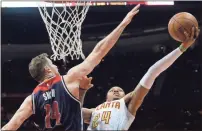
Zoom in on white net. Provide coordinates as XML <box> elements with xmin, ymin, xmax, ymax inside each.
<box><xmin>38</xmin><ymin>1</ymin><xmax>90</xmax><ymax>61</ymax></box>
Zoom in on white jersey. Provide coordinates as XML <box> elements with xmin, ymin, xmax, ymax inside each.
<box><xmin>87</xmin><ymin>98</ymin><xmax>135</xmax><ymax>130</ymax></box>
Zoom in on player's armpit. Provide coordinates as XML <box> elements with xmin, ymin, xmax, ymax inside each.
<box><xmin>1</xmin><ymin>95</ymin><xmax>33</xmax><ymax>130</ymax></box>
<box><xmin>82</xmin><ymin>108</ymin><xmax>94</xmax><ymax>124</ymax></box>
<box><xmin>127</xmin><ymin>84</ymin><xmax>149</xmax><ymax>116</ymax></box>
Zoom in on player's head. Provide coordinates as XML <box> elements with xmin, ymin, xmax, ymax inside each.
<box><xmin>106</xmin><ymin>86</ymin><xmax>126</xmax><ymax>101</ymax></box>
<box><xmin>29</xmin><ymin>53</ymin><xmax>59</xmax><ymax>82</ymax></box>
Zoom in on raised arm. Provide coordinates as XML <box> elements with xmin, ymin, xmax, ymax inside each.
<box><xmin>66</xmin><ymin>5</ymin><xmax>140</xmax><ymax>82</ymax></box>
<box><xmin>124</xmin><ymin>27</ymin><xmax>200</xmax><ymax>116</ymax></box>
<box><xmin>2</xmin><ymin>95</ymin><xmax>33</xmax><ymax>130</ymax></box>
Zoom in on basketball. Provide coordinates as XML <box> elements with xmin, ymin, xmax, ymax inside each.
<box><xmin>168</xmin><ymin>12</ymin><xmax>198</xmax><ymax>42</ymax></box>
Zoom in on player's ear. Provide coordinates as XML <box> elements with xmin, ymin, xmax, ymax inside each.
<box><xmin>44</xmin><ymin>66</ymin><xmax>52</xmax><ymax>73</ymax></box>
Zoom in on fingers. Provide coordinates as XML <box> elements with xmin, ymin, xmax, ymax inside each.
<box><xmin>183</xmin><ymin>30</ymin><xmax>189</xmax><ymax>38</ymax></box>
<box><xmin>195</xmin><ymin>27</ymin><xmax>200</xmax><ymax>39</ymax></box>
<box><xmin>82</xmin><ymin>76</ymin><xmax>92</xmax><ymax>80</ymax></box>
<box><xmin>190</xmin><ymin>26</ymin><xmax>195</xmax><ymax>40</ymax></box>
<box><xmin>183</xmin><ymin>26</ymin><xmax>195</xmax><ymax>42</ymax></box>
<box><xmin>183</xmin><ymin>26</ymin><xmax>200</xmax><ymax>42</ymax></box>
<box><xmin>88</xmin><ymin>77</ymin><xmax>93</xmax><ymax>88</ymax></box>
<box><xmin>89</xmin><ymin>84</ymin><xmax>94</xmax><ymax>88</ymax></box>
<box><xmin>132</xmin><ymin>10</ymin><xmax>139</xmax><ymax>16</ymax></box>
<box><xmin>132</xmin><ymin>4</ymin><xmax>140</xmax><ymax>12</ymax></box>
<box><xmin>88</xmin><ymin>77</ymin><xmax>93</xmax><ymax>81</ymax></box>
<box><xmin>131</xmin><ymin>4</ymin><xmax>140</xmax><ymax>15</ymax></box>
<box><xmin>183</xmin><ymin>30</ymin><xmax>189</xmax><ymax>42</ymax></box>
<box><xmin>88</xmin><ymin>77</ymin><xmax>93</xmax><ymax>83</ymax></box>
<box><xmin>191</xmin><ymin>26</ymin><xmax>200</xmax><ymax>40</ymax></box>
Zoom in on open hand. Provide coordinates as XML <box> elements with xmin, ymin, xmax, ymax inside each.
<box><xmin>121</xmin><ymin>4</ymin><xmax>140</xmax><ymax>26</ymax></box>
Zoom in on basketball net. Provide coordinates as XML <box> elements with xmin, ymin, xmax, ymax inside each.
<box><xmin>38</xmin><ymin>1</ymin><xmax>90</xmax><ymax>61</ymax></box>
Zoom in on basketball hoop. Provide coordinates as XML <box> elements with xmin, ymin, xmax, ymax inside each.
<box><xmin>38</xmin><ymin>0</ymin><xmax>91</xmax><ymax>61</ymax></box>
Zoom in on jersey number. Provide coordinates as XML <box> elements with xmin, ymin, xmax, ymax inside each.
<box><xmin>92</xmin><ymin>111</ymin><xmax>111</xmax><ymax>128</ymax></box>
<box><xmin>44</xmin><ymin>101</ymin><xmax>61</xmax><ymax>128</ymax></box>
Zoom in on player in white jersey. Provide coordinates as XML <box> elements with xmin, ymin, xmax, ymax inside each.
<box><xmin>82</xmin><ymin>26</ymin><xmax>200</xmax><ymax>130</ymax></box>
<box><xmin>86</xmin><ymin>95</ymin><xmax>134</xmax><ymax>130</ymax></box>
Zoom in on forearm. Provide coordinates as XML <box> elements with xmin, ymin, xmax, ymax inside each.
<box><xmin>128</xmin><ymin>45</ymin><xmax>185</xmax><ymax>115</ymax></box>
<box><xmin>76</xmin><ymin>22</ymin><xmax>128</xmax><ymax>76</ymax></box>
<box><xmin>2</xmin><ymin>117</ymin><xmax>23</xmax><ymax>130</ymax></box>
<box><xmin>2</xmin><ymin>124</ymin><xmax>18</xmax><ymax>130</ymax></box>
<box><xmin>91</xmin><ymin>4</ymin><xmax>140</xmax><ymax>59</ymax></box>
<box><xmin>79</xmin><ymin>88</ymin><xmax>87</xmax><ymax>106</ymax></box>
<box><xmin>140</xmin><ymin>45</ymin><xmax>184</xmax><ymax>89</ymax></box>
<box><xmin>92</xmin><ymin>22</ymin><xmax>127</xmax><ymax>58</ymax></box>
<box><xmin>2</xmin><ymin>96</ymin><xmax>32</xmax><ymax>131</ymax></box>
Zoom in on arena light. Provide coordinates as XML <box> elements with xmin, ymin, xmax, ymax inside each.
<box><xmin>1</xmin><ymin>1</ymin><xmax>174</xmax><ymax>8</ymax></box>
<box><xmin>146</xmin><ymin>1</ymin><xmax>174</xmax><ymax>5</ymax></box>
<box><xmin>1</xmin><ymin>1</ymin><xmax>65</xmax><ymax>7</ymax></box>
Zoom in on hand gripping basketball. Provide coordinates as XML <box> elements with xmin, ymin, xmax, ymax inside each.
<box><xmin>121</xmin><ymin>4</ymin><xmax>140</xmax><ymax>26</ymax></box>
<box><xmin>181</xmin><ymin>26</ymin><xmax>200</xmax><ymax>49</ymax></box>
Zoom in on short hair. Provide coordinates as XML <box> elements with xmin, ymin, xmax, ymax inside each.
<box><xmin>29</xmin><ymin>53</ymin><xmax>49</xmax><ymax>82</ymax></box>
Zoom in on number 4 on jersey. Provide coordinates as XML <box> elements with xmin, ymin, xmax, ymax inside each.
<box><xmin>101</xmin><ymin>111</ymin><xmax>111</xmax><ymax>124</ymax></box>
<box><xmin>92</xmin><ymin>111</ymin><xmax>111</xmax><ymax>128</ymax></box>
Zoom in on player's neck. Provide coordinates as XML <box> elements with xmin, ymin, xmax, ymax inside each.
<box><xmin>106</xmin><ymin>98</ymin><xmax>119</xmax><ymax>102</ymax></box>
<box><xmin>106</xmin><ymin>99</ymin><xmax>112</xmax><ymax>102</ymax></box>
<box><xmin>40</xmin><ymin>73</ymin><xmax>56</xmax><ymax>83</ymax></box>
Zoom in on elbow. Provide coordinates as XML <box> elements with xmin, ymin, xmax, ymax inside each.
<box><xmin>148</xmin><ymin>64</ymin><xmax>158</xmax><ymax>73</ymax></box>
<box><xmin>147</xmin><ymin>65</ymin><xmax>159</xmax><ymax>78</ymax></box>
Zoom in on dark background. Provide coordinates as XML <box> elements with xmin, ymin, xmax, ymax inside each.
<box><xmin>1</xmin><ymin>1</ymin><xmax>202</xmax><ymax>130</ymax></box>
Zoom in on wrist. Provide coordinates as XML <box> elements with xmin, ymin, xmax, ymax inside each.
<box><xmin>120</xmin><ymin>21</ymin><xmax>128</xmax><ymax>27</ymax></box>
<box><xmin>179</xmin><ymin>44</ymin><xmax>187</xmax><ymax>52</ymax></box>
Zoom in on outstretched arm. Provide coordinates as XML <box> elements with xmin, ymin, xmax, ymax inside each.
<box><xmin>125</xmin><ymin>27</ymin><xmax>200</xmax><ymax>116</ymax></box>
<box><xmin>65</xmin><ymin>5</ymin><xmax>140</xmax><ymax>82</ymax></box>
<box><xmin>2</xmin><ymin>95</ymin><xmax>33</xmax><ymax>130</ymax></box>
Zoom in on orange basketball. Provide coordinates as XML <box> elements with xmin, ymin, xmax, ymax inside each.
<box><xmin>168</xmin><ymin>12</ymin><xmax>198</xmax><ymax>42</ymax></box>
